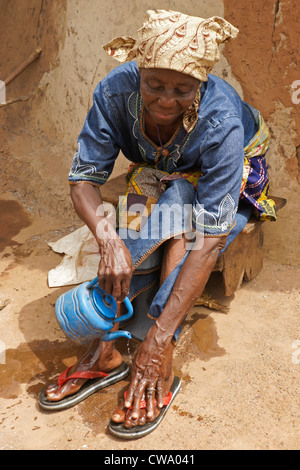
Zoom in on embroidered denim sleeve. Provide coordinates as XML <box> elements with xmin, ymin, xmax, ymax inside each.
<box><xmin>192</xmin><ymin>117</ymin><xmax>244</xmax><ymax>237</ymax></box>
<box><xmin>68</xmin><ymin>81</ymin><xmax>121</xmax><ymax>185</ymax></box>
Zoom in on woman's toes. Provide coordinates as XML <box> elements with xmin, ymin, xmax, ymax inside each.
<box><xmin>45</xmin><ymin>389</ymin><xmax>60</xmax><ymax>401</ymax></box>
<box><xmin>138</xmin><ymin>410</ymin><xmax>147</xmax><ymax>425</ymax></box>
<box><xmin>147</xmin><ymin>406</ymin><xmax>160</xmax><ymax>422</ymax></box>
<box><xmin>111</xmin><ymin>407</ymin><xmax>126</xmax><ymax>423</ymax></box>
<box><xmin>124</xmin><ymin>409</ymin><xmax>147</xmax><ymax>428</ymax></box>
<box><xmin>46</xmin><ymin>383</ymin><xmax>58</xmax><ymax>394</ymax></box>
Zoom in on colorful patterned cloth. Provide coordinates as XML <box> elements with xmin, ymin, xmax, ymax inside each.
<box><xmin>118</xmin><ymin>165</ymin><xmax>166</xmax><ymax>231</ymax></box>
<box><xmin>103</xmin><ymin>10</ymin><xmax>238</xmax><ymax>82</ymax></box>
<box><xmin>240</xmin><ymin>114</ymin><xmax>276</xmax><ymax>221</ymax></box>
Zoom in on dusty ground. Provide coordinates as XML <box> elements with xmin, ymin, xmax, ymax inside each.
<box><xmin>0</xmin><ymin>188</ymin><xmax>299</xmax><ymax>451</ymax></box>
<box><xmin>1</xmin><ymin>0</ymin><xmax>299</xmax><ymax>453</ymax></box>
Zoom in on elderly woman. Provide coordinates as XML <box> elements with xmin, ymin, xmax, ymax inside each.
<box><xmin>39</xmin><ymin>10</ymin><xmax>275</xmax><ymax>438</ymax></box>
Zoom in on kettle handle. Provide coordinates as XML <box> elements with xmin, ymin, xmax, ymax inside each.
<box><xmin>87</xmin><ymin>278</ymin><xmax>133</xmax><ymax>324</ymax></box>
<box><xmin>87</xmin><ymin>277</ymin><xmax>99</xmax><ymax>289</ymax></box>
<box><xmin>114</xmin><ymin>296</ymin><xmax>133</xmax><ymax>325</ymax></box>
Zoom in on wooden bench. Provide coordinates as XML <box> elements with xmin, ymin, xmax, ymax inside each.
<box><xmin>100</xmin><ymin>173</ymin><xmax>286</xmax><ymax>297</ymax></box>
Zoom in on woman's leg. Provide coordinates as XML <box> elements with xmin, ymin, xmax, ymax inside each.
<box><xmin>45</xmin><ymin>304</ymin><xmax>124</xmax><ymax>402</ymax></box>
<box><xmin>160</xmin><ymin>235</ymin><xmax>188</xmax><ymax>285</ymax></box>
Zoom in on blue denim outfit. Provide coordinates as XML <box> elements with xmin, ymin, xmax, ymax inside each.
<box><xmin>69</xmin><ymin>61</ymin><xmax>259</xmax><ymax>237</ymax></box>
<box><xmin>68</xmin><ymin>61</ymin><xmax>260</xmax><ymax>341</ymax></box>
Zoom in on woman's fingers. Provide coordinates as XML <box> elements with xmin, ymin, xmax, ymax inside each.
<box><xmin>146</xmin><ymin>385</ymin><xmax>157</xmax><ymax>418</ymax></box>
<box><xmin>129</xmin><ymin>377</ymin><xmax>147</xmax><ymax>419</ymax></box>
<box><xmin>111</xmin><ymin>279</ymin><xmax>122</xmax><ymax>300</ymax></box>
<box><xmin>112</xmin><ymin>278</ymin><xmax>130</xmax><ymax>302</ymax></box>
<box><xmin>97</xmin><ymin>269</ymin><xmax>131</xmax><ymax>301</ymax></box>
<box><xmin>125</xmin><ymin>376</ymin><xmax>159</xmax><ymax>420</ymax></box>
<box><xmin>121</xmin><ymin>278</ymin><xmax>130</xmax><ymax>299</ymax></box>
<box><xmin>124</xmin><ymin>373</ymin><xmax>140</xmax><ymax>409</ymax></box>
<box><xmin>156</xmin><ymin>378</ymin><xmax>164</xmax><ymax>408</ymax></box>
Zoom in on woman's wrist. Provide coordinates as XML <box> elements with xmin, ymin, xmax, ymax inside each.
<box><xmin>95</xmin><ymin>217</ymin><xmax>119</xmax><ymax>244</ymax></box>
<box><xmin>147</xmin><ymin>321</ymin><xmax>174</xmax><ymax>350</ymax></box>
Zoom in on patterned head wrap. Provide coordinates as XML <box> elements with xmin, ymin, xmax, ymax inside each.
<box><xmin>103</xmin><ymin>9</ymin><xmax>239</xmax><ymax>82</ymax></box>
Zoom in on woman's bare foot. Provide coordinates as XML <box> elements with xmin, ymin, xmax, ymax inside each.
<box><xmin>45</xmin><ymin>338</ymin><xmax>123</xmax><ymax>402</ymax></box>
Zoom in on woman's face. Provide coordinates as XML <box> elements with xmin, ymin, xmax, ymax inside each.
<box><xmin>140</xmin><ymin>68</ymin><xmax>200</xmax><ymax>127</ymax></box>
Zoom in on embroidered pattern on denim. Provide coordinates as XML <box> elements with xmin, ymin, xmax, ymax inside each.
<box><xmin>69</xmin><ymin>143</ymin><xmax>109</xmax><ymax>184</ymax></box>
<box><xmin>192</xmin><ymin>193</ymin><xmax>237</xmax><ymax>235</ymax></box>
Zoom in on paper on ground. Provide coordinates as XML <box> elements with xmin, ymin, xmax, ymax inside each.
<box><xmin>48</xmin><ymin>225</ymin><xmax>99</xmax><ymax>287</ymax></box>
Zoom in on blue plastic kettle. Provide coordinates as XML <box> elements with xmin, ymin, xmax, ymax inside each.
<box><xmin>55</xmin><ymin>278</ymin><xmax>133</xmax><ymax>344</ymax></box>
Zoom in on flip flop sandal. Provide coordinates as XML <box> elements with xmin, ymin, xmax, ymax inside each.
<box><xmin>38</xmin><ymin>361</ymin><xmax>130</xmax><ymax>412</ymax></box>
<box><xmin>108</xmin><ymin>375</ymin><xmax>181</xmax><ymax>440</ymax></box>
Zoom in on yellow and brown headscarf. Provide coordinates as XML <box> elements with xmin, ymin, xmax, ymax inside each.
<box><xmin>103</xmin><ymin>9</ymin><xmax>239</xmax><ymax>82</ymax></box>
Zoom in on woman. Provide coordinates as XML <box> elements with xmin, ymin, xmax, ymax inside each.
<box><xmin>40</xmin><ymin>10</ymin><xmax>276</xmax><ymax>438</ymax></box>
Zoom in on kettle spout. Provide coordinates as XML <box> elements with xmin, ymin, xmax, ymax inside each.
<box><xmin>102</xmin><ymin>330</ymin><xmax>131</xmax><ymax>342</ymax></box>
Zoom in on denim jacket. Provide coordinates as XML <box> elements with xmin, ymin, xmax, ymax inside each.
<box><xmin>69</xmin><ymin>61</ymin><xmax>259</xmax><ymax>236</ymax></box>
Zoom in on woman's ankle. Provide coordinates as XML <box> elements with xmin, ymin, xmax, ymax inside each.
<box><xmin>98</xmin><ymin>342</ymin><xmax>123</xmax><ymax>371</ymax></box>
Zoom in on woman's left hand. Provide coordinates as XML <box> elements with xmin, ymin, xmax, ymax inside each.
<box><xmin>124</xmin><ymin>324</ymin><xmax>173</xmax><ymax>420</ymax></box>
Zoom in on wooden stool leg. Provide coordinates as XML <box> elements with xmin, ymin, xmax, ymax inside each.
<box><xmin>221</xmin><ymin>222</ymin><xmax>264</xmax><ymax>296</ymax></box>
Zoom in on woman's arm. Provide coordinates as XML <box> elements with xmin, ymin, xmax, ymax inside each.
<box><xmin>156</xmin><ymin>235</ymin><xmax>227</xmax><ymax>337</ymax></box>
<box><xmin>70</xmin><ymin>183</ymin><xmax>133</xmax><ymax>301</ymax></box>
<box><xmin>125</xmin><ymin>234</ymin><xmax>227</xmax><ymax>418</ymax></box>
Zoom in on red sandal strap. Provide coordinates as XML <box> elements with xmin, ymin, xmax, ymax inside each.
<box><xmin>124</xmin><ymin>390</ymin><xmax>173</xmax><ymax>409</ymax></box>
<box><xmin>57</xmin><ymin>366</ymin><xmax>108</xmax><ymax>389</ymax></box>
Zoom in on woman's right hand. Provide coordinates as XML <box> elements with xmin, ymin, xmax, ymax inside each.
<box><xmin>96</xmin><ymin>217</ymin><xmax>133</xmax><ymax>302</ymax></box>
<box><xmin>69</xmin><ymin>183</ymin><xmax>133</xmax><ymax>301</ymax></box>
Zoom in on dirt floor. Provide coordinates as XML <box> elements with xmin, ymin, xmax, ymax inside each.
<box><xmin>0</xmin><ymin>188</ymin><xmax>299</xmax><ymax>451</ymax></box>
<box><xmin>0</xmin><ymin>0</ymin><xmax>299</xmax><ymax>453</ymax></box>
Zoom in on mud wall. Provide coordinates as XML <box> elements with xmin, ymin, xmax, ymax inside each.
<box><xmin>223</xmin><ymin>0</ymin><xmax>300</xmax><ymax>266</ymax></box>
<box><xmin>0</xmin><ymin>0</ymin><xmax>299</xmax><ymax>265</ymax></box>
